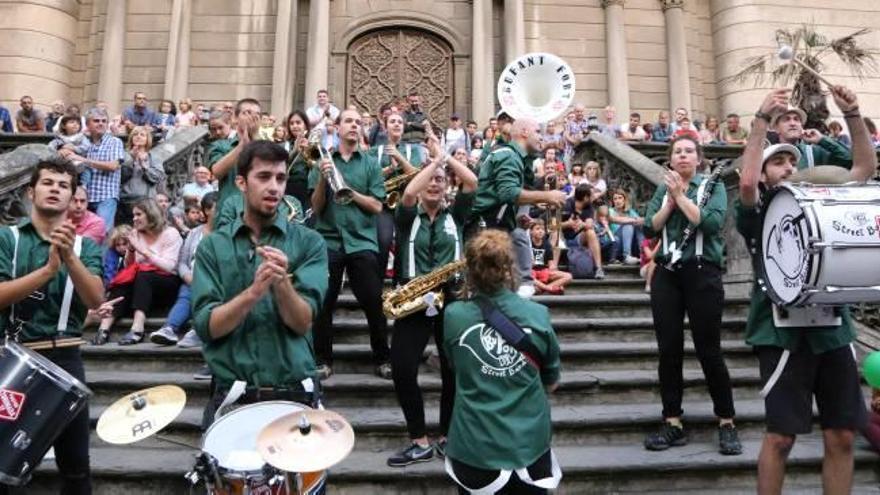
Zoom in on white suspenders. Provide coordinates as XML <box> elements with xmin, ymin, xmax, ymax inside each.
<box><xmin>377</xmin><ymin>144</ymin><xmax>412</xmax><ymax>165</ymax></box>
<box><xmin>8</xmin><ymin>226</ymin><xmax>82</xmax><ymax>334</ymax></box>
<box><xmin>407</xmin><ymin>213</ymin><xmax>461</xmax><ymax>279</ymax></box>
<box><xmin>661</xmin><ymin>176</ymin><xmax>709</xmax><ymax>260</ymax></box>
<box><xmin>804</xmin><ymin>144</ymin><xmax>814</xmax><ymax>169</ymax></box>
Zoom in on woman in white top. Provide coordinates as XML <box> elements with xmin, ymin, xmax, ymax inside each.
<box><xmin>175</xmin><ymin>98</ymin><xmax>198</xmax><ymax>127</ymax></box>
<box><xmin>584</xmin><ymin>161</ymin><xmax>607</xmax><ymax>204</ymax></box>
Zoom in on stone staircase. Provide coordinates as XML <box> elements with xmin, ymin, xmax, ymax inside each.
<box><xmin>28</xmin><ymin>265</ymin><xmax>880</xmax><ymax>494</ymax></box>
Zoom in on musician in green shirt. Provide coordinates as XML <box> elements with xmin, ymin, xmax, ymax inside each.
<box><xmin>192</xmin><ymin>141</ymin><xmax>328</xmax><ymax>418</ymax></box>
<box><xmin>443</xmin><ymin>230</ymin><xmax>561</xmax><ymax>494</ymax></box>
<box><xmin>641</xmin><ymin>134</ymin><xmax>741</xmax><ymax>456</ymax></box>
<box><xmin>386</xmin><ymin>137</ymin><xmax>476</xmax><ymax>467</ymax></box>
<box><xmin>0</xmin><ymin>161</ymin><xmax>104</xmax><ymax>494</ymax></box>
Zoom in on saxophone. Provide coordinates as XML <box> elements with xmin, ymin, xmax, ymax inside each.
<box><xmin>384</xmin><ymin>169</ymin><xmax>421</xmax><ymax>209</ymax></box>
<box><xmin>382</xmin><ymin>259</ymin><xmax>466</xmax><ymax>319</ymax></box>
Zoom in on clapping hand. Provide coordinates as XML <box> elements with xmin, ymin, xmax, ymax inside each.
<box><xmin>664</xmin><ymin>171</ymin><xmax>685</xmax><ymax>200</ymax></box>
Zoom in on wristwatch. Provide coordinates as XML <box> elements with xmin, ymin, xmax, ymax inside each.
<box><xmin>754</xmin><ymin>110</ymin><xmax>772</xmax><ymax>123</ymax></box>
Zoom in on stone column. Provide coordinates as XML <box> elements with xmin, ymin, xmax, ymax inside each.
<box><xmin>97</xmin><ymin>0</ymin><xmax>126</xmax><ymax>115</ymax></box>
<box><xmin>164</xmin><ymin>0</ymin><xmax>192</xmax><ymax>102</ymax></box>
<box><xmin>503</xmin><ymin>0</ymin><xmax>525</xmax><ymax>63</ymax></box>
<box><xmin>471</xmin><ymin>0</ymin><xmax>494</xmax><ymax>126</ymax></box>
<box><xmin>603</xmin><ymin>0</ymin><xmax>631</xmax><ymax>118</ymax></box>
<box><xmin>304</xmin><ymin>0</ymin><xmax>330</xmax><ymax>108</ymax></box>
<box><xmin>661</xmin><ymin>0</ymin><xmax>691</xmax><ymax>113</ymax></box>
<box><xmin>272</xmin><ymin>0</ymin><xmax>298</xmax><ymax>116</ymax></box>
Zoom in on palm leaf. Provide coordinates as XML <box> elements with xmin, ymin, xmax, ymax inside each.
<box><xmin>828</xmin><ymin>28</ymin><xmax>877</xmax><ymax>79</ymax></box>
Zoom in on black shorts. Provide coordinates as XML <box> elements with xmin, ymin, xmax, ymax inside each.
<box><xmin>446</xmin><ymin>450</ymin><xmax>561</xmax><ymax>494</ymax></box>
<box><xmin>756</xmin><ymin>344</ymin><xmax>867</xmax><ymax>435</ymax></box>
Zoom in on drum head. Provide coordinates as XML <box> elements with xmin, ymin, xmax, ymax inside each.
<box><xmin>202</xmin><ymin>401</ymin><xmax>308</xmax><ymax>472</ymax></box>
<box><xmin>760</xmin><ymin>185</ymin><xmax>813</xmax><ymax>305</ymax></box>
<box><xmin>3</xmin><ymin>341</ymin><xmax>91</xmax><ymax>396</ymax></box>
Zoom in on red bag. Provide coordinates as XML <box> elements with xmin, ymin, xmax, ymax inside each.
<box><xmin>108</xmin><ymin>263</ymin><xmax>166</xmax><ymax>289</ymax></box>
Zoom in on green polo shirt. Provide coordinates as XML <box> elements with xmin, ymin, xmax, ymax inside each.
<box><xmin>643</xmin><ymin>173</ymin><xmax>727</xmax><ymax>267</ymax></box>
<box><xmin>471</xmin><ymin>141</ymin><xmax>528</xmax><ymax>231</ymax></box>
<box><xmin>369</xmin><ymin>143</ymin><xmax>424</xmax><ymax>178</ymax></box>
<box><xmin>207</xmin><ymin>136</ymin><xmax>239</xmax><ymax>229</ymax></box>
<box><xmin>214</xmin><ymin>194</ymin><xmax>305</xmax><ymax>229</ymax></box>
<box><xmin>796</xmin><ymin>137</ymin><xmax>852</xmax><ymax>170</ymax></box>
<box><xmin>307</xmin><ymin>149</ymin><xmax>385</xmax><ymax>253</ymax></box>
<box><xmin>0</xmin><ymin>220</ymin><xmax>102</xmax><ymax>341</ymax></box>
<box><xmin>191</xmin><ymin>211</ymin><xmax>329</xmax><ymax>388</ymax></box>
<box><xmin>395</xmin><ymin>192</ymin><xmax>474</xmax><ymax>280</ymax></box>
<box><xmin>734</xmin><ymin>198</ymin><xmax>854</xmax><ymax>353</ymax></box>
<box><xmin>443</xmin><ymin>289</ymin><xmax>560</xmax><ymax>470</ymax></box>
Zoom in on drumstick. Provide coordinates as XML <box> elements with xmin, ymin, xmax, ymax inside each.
<box><xmin>24</xmin><ymin>338</ymin><xmax>85</xmax><ymax>350</ymax></box>
<box><xmin>777</xmin><ymin>46</ymin><xmax>835</xmax><ymax>88</ymax></box>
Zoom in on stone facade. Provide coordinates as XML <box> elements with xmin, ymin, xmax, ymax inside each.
<box><xmin>1</xmin><ymin>0</ymin><xmax>879</xmax><ymax>124</ymax></box>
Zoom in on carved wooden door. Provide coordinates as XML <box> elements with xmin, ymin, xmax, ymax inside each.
<box><xmin>347</xmin><ymin>29</ymin><xmax>453</xmax><ymax>125</ymax></box>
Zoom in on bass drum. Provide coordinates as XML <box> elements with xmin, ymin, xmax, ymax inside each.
<box><xmin>760</xmin><ymin>182</ymin><xmax>880</xmax><ymax>306</ymax></box>
<box><xmin>201</xmin><ymin>401</ymin><xmax>326</xmax><ymax>495</ymax></box>
<box><xmin>0</xmin><ymin>340</ymin><xmax>92</xmax><ymax>485</ymax></box>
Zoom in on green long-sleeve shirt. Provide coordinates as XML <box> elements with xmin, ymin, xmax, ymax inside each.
<box><xmin>471</xmin><ymin>141</ymin><xmax>529</xmax><ymax>230</ymax></box>
<box><xmin>796</xmin><ymin>136</ymin><xmax>852</xmax><ymax>170</ymax></box>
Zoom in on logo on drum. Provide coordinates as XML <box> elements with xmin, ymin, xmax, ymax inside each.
<box><xmin>458</xmin><ymin>323</ymin><xmax>527</xmax><ymax>378</ymax></box>
<box><xmin>766</xmin><ymin>214</ymin><xmax>808</xmax><ymax>287</ymax></box>
<box><xmin>0</xmin><ymin>388</ymin><xmax>25</xmax><ymax>422</ymax></box>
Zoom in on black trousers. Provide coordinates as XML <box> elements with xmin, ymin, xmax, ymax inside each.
<box><xmin>0</xmin><ymin>347</ymin><xmax>91</xmax><ymax>495</ymax></box>
<box><xmin>376</xmin><ymin>209</ymin><xmax>395</xmax><ymax>280</ymax></box>
<box><xmin>108</xmin><ymin>271</ymin><xmax>180</xmax><ymax>319</ymax></box>
<box><xmin>650</xmin><ymin>260</ymin><xmax>735</xmax><ymax>419</ymax></box>
<box><xmin>314</xmin><ymin>249</ymin><xmax>389</xmax><ymax>366</ymax></box>
<box><xmin>391</xmin><ymin>310</ymin><xmax>455</xmax><ymax>439</ymax></box>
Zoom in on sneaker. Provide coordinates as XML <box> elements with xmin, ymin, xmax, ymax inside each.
<box><xmin>434</xmin><ymin>438</ymin><xmax>447</xmax><ymax>459</ymax></box>
<box><xmin>375</xmin><ymin>362</ymin><xmax>393</xmax><ymax>380</ymax></box>
<box><xmin>387</xmin><ymin>442</ymin><xmax>434</xmax><ymax>467</ymax></box>
<box><xmin>623</xmin><ymin>255</ymin><xmax>640</xmax><ymax>265</ymax></box>
<box><xmin>644</xmin><ymin>422</ymin><xmax>688</xmax><ymax>451</ymax></box>
<box><xmin>177</xmin><ymin>329</ymin><xmax>203</xmax><ymax>349</ymax></box>
<box><xmin>517</xmin><ymin>283</ymin><xmax>536</xmax><ymax>298</ymax></box>
<box><xmin>594</xmin><ymin>267</ymin><xmax>606</xmax><ymax>280</ymax></box>
<box><xmin>316</xmin><ymin>364</ymin><xmax>333</xmax><ymax>381</ymax></box>
<box><xmin>149</xmin><ymin>326</ymin><xmax>178</xmax><ymax>346</ymax></box>
<box><xmin>718</xmin><ymin>423</ymin><xmax>743</xmax><ymax>456</ymax></box>
<box><xmin>193</xmin><ymin>364</ymin><xmax>212</xmax><ymax>381</ymax></box>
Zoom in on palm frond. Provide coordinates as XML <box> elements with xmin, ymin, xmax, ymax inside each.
<box><xmin>725</xmin><ymin>55</ymin><xmax>770</xmax><ymax>86</ymax></box>
<box><xmin>828</xmin><ymin>28</ymin><xmax>878</xmax><ymax>79</ymax></box>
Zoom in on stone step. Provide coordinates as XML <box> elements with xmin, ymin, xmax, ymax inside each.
<box><xmin>83</xmin><ymin>368</ymin><xmax>765</xmax><ymax>408</ymax></box>
<box><xmin>85</xmin><ymin>315</ymin><xmax>750</xmax><ymax>345</ymax></box>
<box><xmin>85</xmin><ymin>398</ymin><xmax>827</xmax><ymax>451</ymax></box>
<box><xmin>333</xmin><ymin>293</ymin><xmax>752</xmax><ymax>319</ymax></box>
<box><xmin>30</xmin><ymin>438</ymin><xmax>880</xmax><ymax>494</ymax></box>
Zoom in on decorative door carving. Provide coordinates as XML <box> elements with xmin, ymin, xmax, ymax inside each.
<box><xmin>348</xmin><ymin>29</ymin><xmax>453</xmax><ymax>125</ymax></box>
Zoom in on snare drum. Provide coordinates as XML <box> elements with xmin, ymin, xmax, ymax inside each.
<box><xmin>0</xmin><ymin>340</ymin><xmax>91</xmax><ymax>485</ymax></box>
<box><xmin>201</xmin><ymin>401</ymin><xmax>326</xmax><ymax>495</ymax></box>
<box><xmin>760</xmin><ymin>182</ymin><xmax>880</xmax><ymax>306</ymax></box>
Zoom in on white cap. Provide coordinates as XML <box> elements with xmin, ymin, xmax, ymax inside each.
<box><xmin>762</xmin><ymin>143</ymin><xmax>801</xmax><ymax>165</ymax></box>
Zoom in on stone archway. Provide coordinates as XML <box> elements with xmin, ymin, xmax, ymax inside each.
<box><xmin>347</xmin><ymin>28</ymin><xmax>453</xmax><ymax>124</ymax></box>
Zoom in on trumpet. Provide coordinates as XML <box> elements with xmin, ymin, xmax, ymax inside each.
<box><xmin>306</xmin><ymin>128</ymin><xmax>354</xmax><ymax>205</ymax></box>
<box><xmin>385</xmin><ymin>169</ymin><xmax>420</xmax><ymax>209</ymax></box>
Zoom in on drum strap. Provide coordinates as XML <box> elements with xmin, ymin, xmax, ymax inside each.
<box><xmin>760</xmin><ymin>349</ymin><xmax>790</xmax><ymax>398</ymax></box>
<box><xmin>805</xmin><ymin>144</ymin><xmax>814</xmax><ymax>169</ymax></box>
<box><xmin>9</xmin><ymin>226</ymin><xmax>19</xmax><ymax>327</ymax></box>
<box><xmin>214</xmin><ymin>380</ymin><xmax>247</xmax><ymax>421</ymax></box>
<box><xmin>661</xmin><ymin>177</ymin><xmax>708</xmax><ymax>259</ymax></box>
<box><xmin>57</xmin><ymin>235</ymin><xmax>83</xmax><ymax>332</ymax></box>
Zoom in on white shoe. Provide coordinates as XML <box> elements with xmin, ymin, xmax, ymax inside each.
<box><xmin>517</xmin><ymin>284</ymin><xmax>536</xmax><ymax>298</ymax></box>
<box><xmin>624</xmin><ymin>255</ymin><xmax>640</xmax><ymax>265</ymax></box>
<box><xmin>177</xmin><ymin>329</ymin><xmax>202</xmax><ymax>349</ymax></box>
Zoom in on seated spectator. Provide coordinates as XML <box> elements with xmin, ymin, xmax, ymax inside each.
<box><xmin>608</xmin><ymin>189</ymin><xmax>644</xmax><ymax>264</ymax></box>
<box><xmin>620</xmin><ymin>112</ymin><xmax>647</xmax><ymax>141</ymax></box>
<box><xmin>16</xmin><ymin>96</ymin><xmax>45</xmax><ymax>133</ymax></box>
<box><xmin>561</xmin><ymin>184</ymin><xmax>605</xmax><ymax>279</ymax></box>
<box><xmin>0</xmin><ymin>104</ymin><xmax>12</xmax><ymax>133</ymax></box>
<box><xmin>719</xmin><ymin>113</ymin><xmax>748</xmax><ymax>144</ymax></box>
<box><xmin>673</xmin><ymin>107</ymin><xmax>689</xmax><ymax>128</ymax></box>
<box><xmin>49</xmin><ymin>115</ymin><xmax>87</xmax><ymax>151</ymax></box>
<box><xmin>156</xmin><ymin>100</ymin><xmax>177</xmax><ymax>137</ymax></box>
<box><xmin>122</xmin><ymin>92</ymin><xmax>159</xmax><ymax>132</ymax></box>
<box><xmin>195</xmin><ymin>103</ymin><xmax>210</xmax><ymax>124</ymax></box>
<box><xmin>534</xmin><ymin>147</ymin><xmax>564</xmax><ymax>186</ymax></box>
<box><xmin>93</xmin><ymin>199</ymin><xmax>183</xmax><ymax>346</ymax></box>
<box><xmin>864</xmin><ymin>117</ymin><xmax>880</xmax><ymax>148</ymax></box>
<box><xmin>176</xmin><ymin>98</ymin><xmax>197</xmax><ymax>127</ymax></box>
<box><xmin>828</xmin><ymin>120</ymin><xmax>851</xmax><ymax>148</ymax></box>
<box><xmin>642</xmin><ymin>122</ymin><xmax>654</xmax><ymax>140</ymax></box>
<box><xmin>599</xmin><ymin>106</ymin><xmax>620</xmax><ymax>139</ymax></box>
<box><xmin>541</xmin><ymin>120</ymin><xmax>565</xmax><ymax>151</ymax></box>
<box><xmin>651</xmin><ymin>111</ymin><xmax>675</xmax><ymax>142</ymax></box>
<box><xmin>584</xmin><ymin>161</ymin><xmax>607</xmax><ymax>203</ymax></box>
<box><xmin>102</xmin><ymin>224</ymin><xmax>133</xmax><ymax>287</ymax></box>
<box><xmin>68</xmin><ymin>186</ymin><xmax>105</xmax><ymax>245</ymax></box>
<box><xmin>700</xmin><ymin>116</ymin><xmax>721</xmax><ymax>145</ymax></box>
<box><xmin>118</xmin><ymin>126</ymin><xmax>166</xmax><ymax>225</ymax></box>
<box><xmin>46</xmin><ymin>100</ymin><xmax>66</xmax><ymax>132</ymax></box>
<box><xmin>595</xmin><ymin>206</ymin><xmax>615</xmax><ymax>263</ymax></box>
<box><xmin>529</xmin><ymin>218</ymin><xmax>571</xmax><ymax>295</ymax></box>
<box><xmin>569</xmin><ymin>163</ymin><xmax>588</xmax><ymax>190</ymax></box>
<box><xmin>180</xmin><ymin>165</ymin><xmax>217</xmax><ymax>205</ymax></box>
<box><xmin>640</xmin><ymin>237</ymin><xmax>660</xmax><ymax>293</ymax></box>
<box><xmin>149</xmin><ymin>192</ymin><xmax>216</xmax><ymax>347</ymax></box>
<box><xmin>673</xmin><ymin>117</ymin><xmax>700</xmax><ymax>141</ymax></box>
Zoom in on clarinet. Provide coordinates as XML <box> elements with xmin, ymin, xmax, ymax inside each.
<box><xmin>666</xmin><ymin>161</ymin><xmax>729</xmax><ymax>270</ymax></box>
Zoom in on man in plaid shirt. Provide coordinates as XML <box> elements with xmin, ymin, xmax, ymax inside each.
<box><xmin>58</xmin><ymin>107</ymin><xmax>125</xmax><ymax>232</ymax></box>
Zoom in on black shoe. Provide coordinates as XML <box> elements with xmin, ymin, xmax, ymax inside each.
<box><xmin>387</xmin><ymin>442</ymin><xmax>434</xmax><ymax>467</ymax></box>
<box><xmin>193</xmin><ymin>364</ymin><xmax>212</xmax><ymax>381</ymax></box>
<box><xmin>375</xmin><ymin>363</ymin><xmax>393</xmax><ymax>380</ymax></box>
<box><xmin>718</xmin><ymin>423</ymin><xmax>742</xmax><ymax>456</ymax></box>
<box><xmin>91</xmin><ymin>330</ymin><xmax>110</xmax><ymax>346</ymax></box>
<box><xmin>644</xmin><ymin>421</ymin><xmax>688</xmax><ymax>451</ymax></box>
<box><xmin>117</xmin><ymin>331</ymin><xmax>144</xmax><ymax>346</ymax></box>
<box><xmin>434</xmin><ymin>438</ymin><xmax>447</xmax><ymax>459</ymax></box>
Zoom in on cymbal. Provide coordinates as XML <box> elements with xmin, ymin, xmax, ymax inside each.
<box><xmin>789</xmin><ymin>165</ymin><xmax>853</xmax><ymax>185</ymax></box>
<box><xmin>257</xmin><ymin>409</ymin><xmax>355</xmax><ymax>473</ymax></box>
<box><xmin>96</xmin><ymin>385</ymin><xmax>187</xmax><ymax>445</ymax></box>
